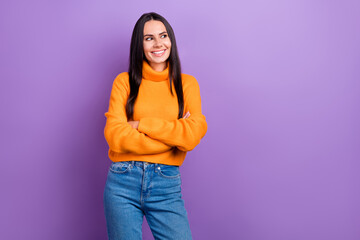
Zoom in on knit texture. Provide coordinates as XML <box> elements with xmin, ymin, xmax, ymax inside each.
<box><xmin>104</xmin><ymin>60</ymin><xmax>207</xmax><ymax>166</ymax></box>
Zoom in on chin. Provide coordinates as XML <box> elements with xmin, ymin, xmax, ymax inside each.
<box><xmin>150</xmin><ymin>58</ymin><xmax>168</xmax><ymax>64</ymax></box>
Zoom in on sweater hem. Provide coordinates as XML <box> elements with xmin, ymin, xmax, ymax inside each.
<box><xmin>108</xmin><ymin>149</ymin><xmax>187</xmax><ymax>166</ymax></box>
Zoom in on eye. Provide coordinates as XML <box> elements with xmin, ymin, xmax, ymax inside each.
<box><xmin>161</xmin><ymin>34</ymin><xmax>167</xmax><ymax>38</ymax></box>
<box><xmin>145</xmin><ymin>37</ymin><xmax>153</xmax><ymax>41</ymax></box>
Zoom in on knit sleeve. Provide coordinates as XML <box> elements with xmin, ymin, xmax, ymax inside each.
<box><xmin>104</xmin><ymin>73</ymin><xmax>173</xmax><ymax>154</ymax></box>
<box><xmin>137</xmin><ymin>75</ymin><xmax>208</xmax><ymax>152</ymax></box>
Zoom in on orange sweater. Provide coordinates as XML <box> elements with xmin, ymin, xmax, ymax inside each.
<box><xmin>104</xmin><ymin>60</ymin><xmax>207</xmax><ymax>166</ymax></box>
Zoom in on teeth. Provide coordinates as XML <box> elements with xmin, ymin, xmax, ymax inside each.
<box><xmin>152</xmin><ymin>50</ymin><xmax>165</xmax><ymax>54</ymax></box>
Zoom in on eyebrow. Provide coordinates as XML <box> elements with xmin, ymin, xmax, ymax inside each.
<box><xmin>144</xmin><ymin>31</ymin><xmax>167</xmax><ymax>37</ymax></box>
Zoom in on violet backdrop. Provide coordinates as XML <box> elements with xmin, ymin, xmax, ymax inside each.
<box><xmin>0</xmin><ymin>0</ymin><xmax>359</xmax><ymax>239</ymax></box>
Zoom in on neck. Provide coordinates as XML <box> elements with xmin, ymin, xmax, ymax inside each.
<box><xmin>142</xmin><ymin>60</ymin><xmax>169</xmax><ymax>82</ymax></box>
<box><xmin>149</xmin><ymin>62</ymin><xmax>167</xmax><ymax>72</ymax></box>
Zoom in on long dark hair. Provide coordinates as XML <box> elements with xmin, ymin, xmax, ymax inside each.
<box><xmin>126</xmin><ymin>12</ymin><xmax>184</xmax><ymax>120</ymax></box>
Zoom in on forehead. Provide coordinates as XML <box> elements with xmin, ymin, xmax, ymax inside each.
<box><xmin>143</xmin><ymin>20</ymin><xmax>167</xmax><ymax>34</ymax></box>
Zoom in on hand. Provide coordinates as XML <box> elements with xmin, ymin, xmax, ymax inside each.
<box><xmin>183</xmin><ymin>111</ymin><xmax>190</xmax><ymax>119</ymax></box>
<box><xmin>128</xmin><ymin>121</ymin><xmax>139</xmax><ymax>129</ymax></box>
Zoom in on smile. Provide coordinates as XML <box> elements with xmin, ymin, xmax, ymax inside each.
<box><xmin>151</xmin><ymin>49</ymin><xmax>166</xmax><ymax>56</ymax></box>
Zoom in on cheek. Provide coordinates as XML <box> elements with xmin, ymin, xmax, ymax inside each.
<box><xmin>143</xmin><ymin>42</ymin><xmax>151</xmax><ymax>53</ymax></box>
<box><xmin>166</xmin><ymin>40</ymin><xmax>172</xmax><ymax>49</ymax></box>
<box><xmin>167</xmin><ymin>44</ymin><xmax>172</xmax><ymax>55</ymax></box>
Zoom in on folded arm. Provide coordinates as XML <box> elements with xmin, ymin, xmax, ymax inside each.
<box><xmin>137</xmin><ymin>75</ymin><xmax>208</xmax><ymax>152</ymax></box>
<box><xmin>104</xmin><ymin>73</ymin><xmax>173</xmax><ymax>154</ymax></box>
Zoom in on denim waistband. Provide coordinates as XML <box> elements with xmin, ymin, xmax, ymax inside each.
<box><xmin>113</xmin><ymin>161</ymin><xmax>179</xmax><ymax>169</ymax></box>
<box><xmin>131</xmin><ymin>161</ymin><xmax>156</xmax><ymax>167</ymax></box>
<box><xmin>121</xmin><ymin>161</ymin><xmax>170</xmax><ymax>168</ymax></box>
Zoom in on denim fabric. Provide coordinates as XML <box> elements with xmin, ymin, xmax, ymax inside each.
<box><xmin>103</xmin><ymin>161</ymin><xmax>192</xmax><ymax>240</ymax></box>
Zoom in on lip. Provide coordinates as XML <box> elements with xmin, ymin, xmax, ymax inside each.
<box><xmin>151</xmin><ymin>49</ymin><xmax>166</xmax><ymax>57</ymax></box>
<box><xmin>151</xmin><ymin>49</ymin><xmax>166</xmax><ymax>53</ymax></box>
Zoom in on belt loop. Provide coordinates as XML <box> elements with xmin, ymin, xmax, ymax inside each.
<box><xmin>131</xmin><ymin>160</ymin><xmax>134</xmax><ymax>166</ymax></box>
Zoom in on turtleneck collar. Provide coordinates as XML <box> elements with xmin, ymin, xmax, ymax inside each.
<box><xmin>142</xmin><ymin>60</ymin><xmax>169</xmax><ymax>82</ymax></box>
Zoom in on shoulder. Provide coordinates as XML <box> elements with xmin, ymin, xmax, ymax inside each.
<box><xmin>113</xmin><ymin>72</ymin><xmax>130</xmax><ymax>90</ymax></box>
<box><xmin>181</xmin><ymin>73</ymin><xmax>199</xmax><ymax>87</ymax></box>
<box><xmin>114</xmin><ymin>72</ymin><xmax>129</xmax><ymax>83</ymax></box>
<box><xmin>181</xmin><ymin>73</ymin><xmax>201</xmax><ymax>93</ymax></box>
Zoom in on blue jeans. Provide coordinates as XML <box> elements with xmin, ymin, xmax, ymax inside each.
<box><xmin>103</xmin><ymin>161</ymin><xmax>192</xmax><ymax>240</ymax></box>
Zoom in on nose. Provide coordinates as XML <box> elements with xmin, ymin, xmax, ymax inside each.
<box><xmin>153</xmin><ymin>38</ymin><xmax>163</xmax><ymax>48</ymax></box>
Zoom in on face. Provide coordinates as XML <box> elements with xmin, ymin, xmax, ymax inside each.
<box><xmin>143</xmin><ymin>20</ymin><xmax>171</xmax><ymax>71</ymax></box>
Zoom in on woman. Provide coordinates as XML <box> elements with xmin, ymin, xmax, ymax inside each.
<box><xmin>103</xmin><ymin>12</ymin><xmax>207</xmax><ymax>240</ymax></box>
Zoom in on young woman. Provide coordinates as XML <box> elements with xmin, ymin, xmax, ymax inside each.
<box><xmin>103</xmin><ymin>12</ymin><xmax>207</xmax><ymax>240</ymax></box>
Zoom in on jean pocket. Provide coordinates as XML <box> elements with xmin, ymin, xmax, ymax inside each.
<box><xmin>109</xmin><ymin>161</ymin><xmax>131</xmax><ymax>174</ymax></box>
<box><xmin>157</xmin><ymin>164</ymin><xmax>180</xmax><ymax>178</ymax></box>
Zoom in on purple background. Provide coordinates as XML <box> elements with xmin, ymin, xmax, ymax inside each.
<box><xmin>1</xmin><ymin>0</ymin><xmax>359</xmax><ymax>239</ymax></box>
